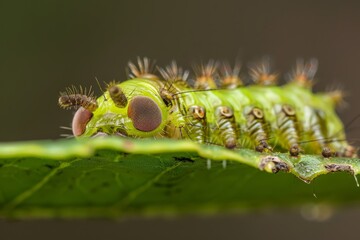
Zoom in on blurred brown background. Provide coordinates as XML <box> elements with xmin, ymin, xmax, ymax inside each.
<box><xmin>1</xmin><ymin>0</ymin><xmax>360</xmax><ymax>239</ymax></box>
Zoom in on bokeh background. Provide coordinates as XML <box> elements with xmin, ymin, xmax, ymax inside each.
<box><xmin>1</xmin><ymin>0</ymin><xmax>360</xmax><ymax>239</ymax></box>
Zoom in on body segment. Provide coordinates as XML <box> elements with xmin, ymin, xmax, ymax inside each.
<box><xmin>59</xmin><ymin>58</ymin><xmax>357</xmax><ymax>158</ymax></box>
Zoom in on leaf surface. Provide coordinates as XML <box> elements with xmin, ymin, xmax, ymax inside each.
<box><xmin>0</xmin><ymin>137</ymin><xmax>359</xmax><ymax>219</ymax></box>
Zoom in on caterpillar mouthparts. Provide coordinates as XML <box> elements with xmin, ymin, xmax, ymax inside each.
<box><xmin>58</xmin><ymin>57</ymin><xmax>358</xmax><ymax>158</ymax></box>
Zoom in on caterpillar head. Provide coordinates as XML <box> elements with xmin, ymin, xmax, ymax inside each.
<box><xmin>59</xmin><ymin>79</ymin><xmax>169</xmax><ymax>138</ymax></box>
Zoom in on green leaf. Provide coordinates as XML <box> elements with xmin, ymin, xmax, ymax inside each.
<box><xmin>0</xmin><ymin>137</ymin><xmax>359</xmax><ymax>219</ymax></box>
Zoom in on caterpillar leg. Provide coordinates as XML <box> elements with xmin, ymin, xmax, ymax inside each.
<box><xmin>337</xmin><ymin>145</ymin><xmax>358</xmax><ymax>158</ymax></box>
<box><xmin>321</xmin><ymin>146</ymin><xmax>333</xmax><ymax>158</ymax></box>
<box><xmin>215</xmin><ymin>106</ymin><xmax>238</xmax><ymax>149</ymax></box>
<box><xmin>245</xmin><ymin>107</ymin><xmax>272</xmax><ymax>152</ymax></box>
<box><xmin>275</xmin><ymin>104</ymin><xmax>301</xmax><ymax>156</ymax></box>
<box><xmin>306</xmin><ymin>108</ymin><xmax>357</xmax><ymax>158</ymax></box>
<box><xmin>185</xmin><ymin>105</ymin><xmax>207</xmax><ymax>143</ymax></box>
<box><xmin>323</xmin><ymin>137</ymin><xmax>358</xmax><ymax>158</ymax></box>
<box><xmin>255</xmin><ymin>139</ymin><xmax>273</xmax><ymax>153</ymax></box>
<box><xmin>289</xmin><ymin>144</ymin><xmax>301</xmax><ymax>157</ymax></box>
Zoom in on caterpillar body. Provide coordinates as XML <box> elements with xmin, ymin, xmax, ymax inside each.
<box><xmin>58</xmin><ymin>57</ymin><xmax>357</xmax><ymax>158</ymax></box>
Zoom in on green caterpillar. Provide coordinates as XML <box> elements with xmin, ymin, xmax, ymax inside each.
<box><xmin>58</xmin><ymin>57</ymin><xmax>357</xmax><ymax>158</ymax></box>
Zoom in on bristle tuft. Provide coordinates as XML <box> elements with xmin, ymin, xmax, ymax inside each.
<box><xmin>193</xmin><ymin>60</ymin><xmax>219</xmax><ymax>89</ymax></box>
<box><xmin>288</xmin><ymin>58</ymin><xmax>318</xmax><ymax>88</ymax></box>
<box><xmin>326</xmin><ymin>89</ymin><xmax>347</xmax><ymax>108</ymax></box>
<box><xmin>220</xmin><ymin>61</ymin><xmax>243</xmax><ymax>89</ymax></box>
<box><xmin>127</xmin><ymin>57</ymin><xmax>159</xmax><ymax>80</ymax></box>
<box><xmin>248</xmin><ymin>57</ymin><xmax>278</xmax><ymax>86</ymax></box>
<box><xmin>158</xmin><ymin>61</ymin><xmax>189</xmax><ymax>82</ymax></box>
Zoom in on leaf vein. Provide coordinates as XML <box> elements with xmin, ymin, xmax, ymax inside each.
<box><xmin>117</xmin><ymin>161</ymin><xmax>183</xmax><ymax>208</ymax></box>
<box><xmin>3</xmin><ymin>159</ymin><xmax>79</xmax><ymax>211</ymax></box>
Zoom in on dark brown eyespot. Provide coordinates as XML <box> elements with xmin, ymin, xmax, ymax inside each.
<box><xmin>128</xmin><ymin>96</ymin><xmax>162</xmax><ymax>132</ymax></box>
<box><xmin>72</xmin><ymin>107</ymin><xmax>93</xmax><ymax>136</ymax></box>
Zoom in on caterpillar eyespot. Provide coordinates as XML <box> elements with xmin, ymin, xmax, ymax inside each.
<box><xmin>128</xmin><ymin>96</ymin><xmax>163</xmax><ymax>132</ymax></box>
<box><xmin>72</xmin><ymin>107</ymin><xmax>93</xmax><ymax>137</ymax></box>
<box><xmin>58</xmin><ymin>57</ymin><xmax>358</xmax><ymax>158</ymax></box>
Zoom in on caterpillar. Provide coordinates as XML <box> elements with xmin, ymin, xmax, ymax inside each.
<box><xmin>58</xmin><ymin>57</ymin><xmax>358</xmax><ymax>158</ymax></box>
